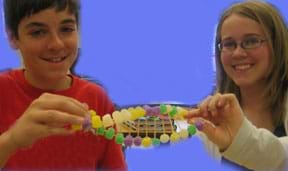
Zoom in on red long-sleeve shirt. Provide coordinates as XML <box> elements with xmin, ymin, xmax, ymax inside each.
<box><xmin>0</xmin><ymin>69</ymin><xmax>127</xmax><ymax>170</ymax></box>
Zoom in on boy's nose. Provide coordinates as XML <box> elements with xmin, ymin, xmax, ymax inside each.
<box><xmin>47</xmin><ymin>34</ymin><xmax>64</xmax><ymax>51</ymax></box>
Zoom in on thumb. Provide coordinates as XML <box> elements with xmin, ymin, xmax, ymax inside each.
<box><xmin>195</xmin><ymin>118</ymin><xmax>216</xmax><ymax>138</ymax></box>
<box><xmin>195</xmin><ymin>118</ymin><xmax>230</xmax><ymax>150</ymax></box>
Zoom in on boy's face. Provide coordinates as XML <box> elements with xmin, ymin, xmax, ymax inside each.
<box><xmin>10</xmin><ymin>8</ymin><xmax>79</xmax><ymax>81</ymax></box>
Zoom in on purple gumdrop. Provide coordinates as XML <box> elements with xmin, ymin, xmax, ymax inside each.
<box><xmin>195</xmin><ymin>120</ymin><xmax>204</xmax><ymax>131</ymax></box>
<box><xmin>133</xmin><ymin>136</ymin><xmax>142</xmax><ymax>146</ymax></box>
<box><xmin>145</xmin><ymin>106</ymin><xmax>154</xmax><ymax>116</ymax></box>
<box><xmin>143</xmin><ymin>105</ymin><xmax>151</xmax><ymax>111</ymax></box>
<box><xmin>82</xmin><ymin>116</ymin><xmax>91</xmax><ymax>130</ymax></box>
<box><xmin>143</xmin><ymin>105</ymin><xmax>150</xmax><ymax>112</ymax></box>
<box><xmin>151</xmin><ymin>106</ymin><xmax>160</xmax><ymax>115</ymax></box>
<box><xmin>124</xmin><ymin>135</ymin><xmax>133</xmax><ymax>147</ymax></box>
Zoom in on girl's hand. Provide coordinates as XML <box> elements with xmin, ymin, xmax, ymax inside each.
<box><xmin>186</xmin><ymin>93</ymin><xmax>244</xmax><ymax>151</ymax></box>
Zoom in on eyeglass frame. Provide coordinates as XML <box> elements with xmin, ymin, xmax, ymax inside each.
<box><xmin>217</xmin><ymin>36</ymin><xmax>267</xmax><ymax>52</ymax></box>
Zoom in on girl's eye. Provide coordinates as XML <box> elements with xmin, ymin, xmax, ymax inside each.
<box><xmin>223</xmin><ymin>41</ymin><xmax>236</xmax><ymax>48</ymax></box>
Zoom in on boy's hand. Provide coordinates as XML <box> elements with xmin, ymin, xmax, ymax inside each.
<box><xmin>6</xmin><ymin>93</ymin><xmax>89</xmax><ymax>149</ymax></box>
<box><xmin>186</xmin><ymin>93</ymin><xmax>244</xmax><ymax>151</ymax></box>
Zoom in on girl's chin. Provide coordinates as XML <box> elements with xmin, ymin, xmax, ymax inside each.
<box><xmin>233</xmin><ymin>79</ymin><xmax>252</xmax><ymax>87</ymax></box>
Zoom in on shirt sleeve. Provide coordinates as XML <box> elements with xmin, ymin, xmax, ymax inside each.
<box><xmin>222</xmin><ymin>117</ymin><xmax>288</xmax><ymax>171</ymax></box>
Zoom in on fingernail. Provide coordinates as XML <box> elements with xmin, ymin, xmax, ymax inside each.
<box><xmin>82</xmin><ymin>102</ymin><xmax>89</xmax><ymax>110</ymax></box>
<box><xmin>77</xmin><ymin>117</ymin><xmax>85</xmax><ymax>124</ymax></box>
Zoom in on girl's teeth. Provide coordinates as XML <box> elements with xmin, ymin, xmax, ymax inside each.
<box><xmin>235</xmin><ymin>64</ymin><xmax>251</xmax><ymax>70</ymax></box>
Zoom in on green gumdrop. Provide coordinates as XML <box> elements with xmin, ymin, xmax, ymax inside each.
<box><xmin>105</xmin><ymin>128</ymin><xmax>115</xmax><ymax>140</ymax></box>
<box><xmin>97</xmin><ymin>127</ymin><xmax>105</xmax><ymax>135</ymax></box>
<box><xmin>160</xmin><ymin>104</ymin><xmax>167</xmax><ymax>114</ymax></box>
<box><xmin>169</xmin><ymin>106</ymin><xmax>177</xmax><ymax>117</ymax></box>
<box><xmin>152</xmin><ymin>138</ymin><xmax>161</xmax><ymax>146</ymax></box>
<box><xmin>115</xmin><ymin>133</ymin><xmax>125</xmax><ymax>144</ymax></box>
<box><xmin>188</xmin><ymin>124</ymin><xmax>196</xmax><ymax>135</ymax></box>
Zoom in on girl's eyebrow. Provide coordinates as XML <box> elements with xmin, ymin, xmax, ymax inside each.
<box><xmin>221</xmin><ymin>37</ymin><xmax>233</xmax><ymax>41</ymax></box>
<box><xmin>221</xmin><ymin>33</ymin><xmax>264</xmax><ymax>41</ymax></box>
<box><xmin>242</xmin><ymin>33</ymin><xmax>263</xmax><ymax>38</ymax></box>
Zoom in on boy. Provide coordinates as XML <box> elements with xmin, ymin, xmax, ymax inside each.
<box><xmin>0</xmin><ymin>0</ymin><xmax>127</xmax><ymax>170</ymax></box>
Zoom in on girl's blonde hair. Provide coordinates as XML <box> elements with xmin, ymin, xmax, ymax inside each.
<box><xmin>215</xmin><ymin>0</ymin><xmax>288</xmax><ymax>126</ymax></box>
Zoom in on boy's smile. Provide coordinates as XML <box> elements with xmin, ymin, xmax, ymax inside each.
<box><xmin>10</xmin><ymin>8</ymin><xmax>79</xmax><ymax>90</ymax></box>
<box><xmin>40</xmin><ymin>56</ymin><xmax>67</xmax><ymax>63</ymax></box>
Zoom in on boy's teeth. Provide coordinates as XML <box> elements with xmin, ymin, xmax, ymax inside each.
<box><xmin>51</xmin><ymin>58</ymin><xmax>62</xmax><ymax>62</ymax></box>
<box><xmin>44</xmin><ymin>57</ymin><xmax>65</xmax><ymax>62</ymax></box>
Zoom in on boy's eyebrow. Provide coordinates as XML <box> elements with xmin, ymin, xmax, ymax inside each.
<box><xmin>25</xmin><ymin>22</ymin><xmax>46</xmax><ymax>29</ymax></box>
<box><xmin>60</xmin><ymin>19</ymin><xmax>77</xmax><ymax>25</ymax></box>
<box><xmin>24</xmin><ymin>18</ymin><xmax>77</xmax><ymax>29</ymax></box>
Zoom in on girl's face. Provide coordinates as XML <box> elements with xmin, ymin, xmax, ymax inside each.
<box><xmin>220</xmin><ymin>14</ymin><xmax>271</xmax><ymax>89</ymax></box>
<box><xmin>11</xmin><ymin>7</ymin><xmax>79</xmax><ymax>85</ymax></box>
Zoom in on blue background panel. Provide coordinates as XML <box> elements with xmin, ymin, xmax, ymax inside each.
<box><xmin>1</xmin><ymin>1</ymin><xmax>287</xmax><ymax>170</ymax></box>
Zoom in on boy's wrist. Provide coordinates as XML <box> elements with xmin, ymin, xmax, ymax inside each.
<box><xmin>0</xmin><ymin>130</ymin><xmax>19</xmax><ymax>167</ymax></box>
<box><xmin>0</xmin><ymin>130</ymin><xmax>19</xmax><ymax>154</ymax></box>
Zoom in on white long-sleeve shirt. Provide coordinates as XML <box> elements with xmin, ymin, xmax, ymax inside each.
<box><xmin>222</xmin><ymin>117</ymin><xmax>288</xmax><ymax>171</ymax></box>
<box><xmin>198</xmin><ymin>102</ymin><xmax>288</xmax><ymax>171</ymax></box>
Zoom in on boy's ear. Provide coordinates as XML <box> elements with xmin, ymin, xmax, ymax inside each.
<box><xmin>6</xmin><ymin>29</ymin><xmax>19</xmax><ymax>49</ymax></box>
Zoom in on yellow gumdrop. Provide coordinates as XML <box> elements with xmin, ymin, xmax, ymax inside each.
<box><xmin>135</xmin><ymin>106</ymin><xmax>146</xmax><ymax>117</ymax></box>
<box><xmin>112</xmin><ymin>111</ymin><xmax>123</xmax><ymax>124</ymax></box>
<box><xmin>121</xmin><ymin>109</ymin><xmax>131</xmax><ymax>121</ymax></box>
<box><xmin>160</xmin><ymin>134</ymin><xmax>170</xmax><ymax>143</ymax></box>
<box><xmin>142</xmin><ymin>137</ymin><xmax>152</xmax><ymax>147</ymax></box>
<box><xmin>170</xmin><ymin>132</ymin><xmax>180</xmax><ymax>142</ymax></box>
<box><xmin>102</xmin><ymin>114</ymin><xmax>114</xmax><ymax>127</ymax></box>
<box><xmin>129</xmin><ymin>108</ymin><xmax>139</xmax><ymax>120</ymax></box>
<box><xmin>179</xmin><ymin>129</ymin><xmax>189</xmax><ymax>139</ymax></box>
<box><xmin>166</xmin><ymin>105</ymin><xmax>173</xmax><ymax>113</ymax></box>
<box><xmin>89</xmin><ymin>109</ymin><xmax>97</xmax><ymax>116</ymax></box>
<box><xmin>91</xmin><ymin>115</ymin><xmax>102</xmax><ymax>128</ymax></box>
<box><xmin>177</xmin><ymin>107</ymin><xmax>188</xmax><ymax>117</ymax></box>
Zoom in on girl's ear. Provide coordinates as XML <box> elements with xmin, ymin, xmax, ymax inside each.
<box><xmin>6</xmin><ymin>29</ymin><xmax>19</xmax><ymax>49</ymax></box>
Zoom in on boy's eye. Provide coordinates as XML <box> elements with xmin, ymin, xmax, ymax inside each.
<box><xmin>29</xmin><ymin>29</ymin><xmax>47</xmax><ymax>37</ymax></box>
<box><xmin>60</xmin><ymin>26</ymin><xmax>76</xmax><ymax>33</ymax></box>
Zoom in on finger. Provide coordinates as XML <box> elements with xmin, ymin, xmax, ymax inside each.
<box><xmin>198</xmin><ymin>95</ymin><xmax>212</xmax><ymax>117</ymax></box>
<box><xmin>223</xmin><ymin>93</ymin><xmax>239</xmax><ymax>106</ymax></box>
<box><xmin>194</xmin><ymin>118</ymin><xmax>221</xmax><ymax>142</ymax></box>
<box><xmin>185</xmin><ymin>108</ymin><xmax>202</xmax><ymax>119</ymax></box>
<box><xmin>216</xmin><ymin>95</ymin><xmax>226</xmax><ymax>108</ymax></box>
<box><xmin>187</xmin><ymin>116</ymin><xmax>201</xmax><ymax>124</ymax></box>
<box><xmin>37</xmin><ymin>93</ymin><xmax>89</xmax><ymax>117</ymax></box>
<box><xmin>194</xmin><ymin>118</ymin><xmax>215</xmax><ymax>132</ymax></box>
<box><xmin>218</xmin><ymin>93</ymin><xmax>240</xmax><ymax>112</ymax></box>
<box><xmin>208</xmin><ymin>93</ymin><xmax>221</xmax><ymax>117</ymax></box>
<box><xmin>34</xmin><ymin>109</ymin><xmax>84</xmax><ymax>126</ymax></box>
<box><xmin>195</xmin><ymin>118</ymin><xmax>230</xmax><ymax>150</ymax></box>
<box><xmin>44</xmin><ymin>126</ymin><xmax>75</xmax><ymax>137</ymax></box>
